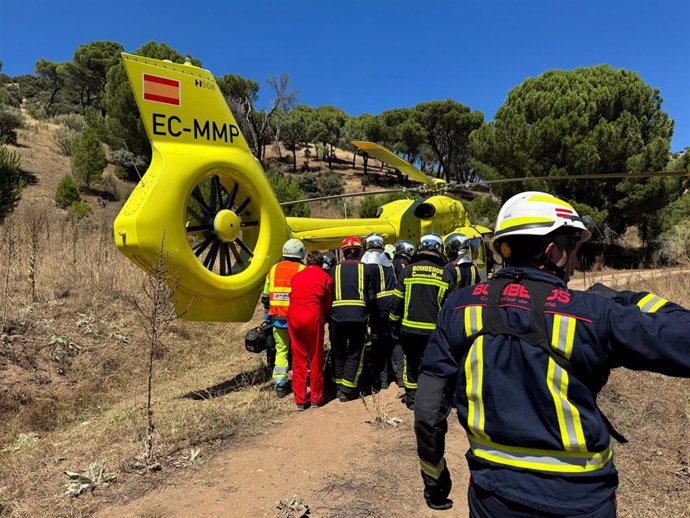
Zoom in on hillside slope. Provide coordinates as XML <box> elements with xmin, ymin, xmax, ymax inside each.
<box><xmin>0</xmin><ymin>119</ymin><xmax>688</xmax><ymax>517</ymax></box>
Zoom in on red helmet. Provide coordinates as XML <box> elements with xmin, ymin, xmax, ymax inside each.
<box><xmin>341</xmin><ymin>236</ymin><xmax>362</xmax><ymax>252</ymax></box>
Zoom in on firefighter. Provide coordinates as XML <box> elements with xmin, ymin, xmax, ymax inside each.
<box><xmin>261</xmin><ymin>238</ymin><xmax>306</xmax><ymax>398</ymax></box>
<box><xmin>384</xmin><ymin>244</ymin><xmax>396</xmax><ymax>261</ymax></box>
<box><xmin>329</xmin><ymin>236</ymin><xmax>378</xmax><ymax>401</ymax></box>
<box><xmin>361</xmin><ymin>233</ymin><xmax>397</xmax><ymax>390</ymax></box>
<box><xmin>414</xmin><ymin>191</ymin><xmax>690</xmax><ymax>516</ymax></box>
<box><xmin>392</xmin><ymin>240</ymin><xmax>415</xmax><ymax>277</ymax></box>
<box><xmin>390</xmin><ymin>233</ymin><xmax>454</xmax><ymax>410</ymax></box>
<box><xmin>390</xmin><ymin>239</ymin><xmax>416</xmax><ymax>390</ymax></box>
<box><xmin>288</xmin><ymin>251</ymin><xmax>334</xmax><ymax>410</ymax></box>
<box><xmin>322</xmin><ymin>251</ymin><xmax>337</xmax><ymax>272</ymax></box>
<box><xmin>444</xmin><ymin>233</ymin><xmax>480</xmax><ymax>289</ymax></box>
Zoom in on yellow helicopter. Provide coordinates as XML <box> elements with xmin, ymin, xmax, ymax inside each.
<box><xmin>113</xmin><ymin>53</ymin><xmax>687</xmax><ymax>323</ymax></box>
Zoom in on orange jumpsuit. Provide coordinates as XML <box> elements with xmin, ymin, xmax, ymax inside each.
<box><xmin>288</xmin><ymin>265</ymin><xmax>334</xmax><ymax>405</ymax></box>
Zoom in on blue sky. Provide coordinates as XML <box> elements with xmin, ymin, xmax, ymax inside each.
<box><xmin>2</xmin><ymin>0</ymin><xmax>689</xmax><ymax>150</ymax></box>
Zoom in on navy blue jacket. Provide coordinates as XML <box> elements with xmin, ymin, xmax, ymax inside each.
<box><xmin>415</xmin><ymin>267</ymin><xmax>690</xmax><ymax>514</ymax></box>
<box><xmin>329</xmin><ymin>260</ymin><xmax>378</xmax><ymax>323</ymax></box>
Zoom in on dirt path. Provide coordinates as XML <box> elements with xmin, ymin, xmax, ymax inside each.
<box><xmin>96</xmin><ymin>387</ymin><xmax>470</xmax><ymax>518</ymax></box>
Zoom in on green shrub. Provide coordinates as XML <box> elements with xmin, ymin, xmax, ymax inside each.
<box><xmin>52</xmin><ymin>114</ymin><xmax>86</xmax><ymax>133</ymax></box>
<box><xmin>464</xmin><ymin>195</ymin><xmax>502</xmax><ymax>228</ymax></box>
<box><xmin>25</xmin><ymin>100</ymin><xmax>48</xmax><ymax>120</ymax></box>
<box><xmin>54</xmin><ymin>175</ymin><xmax>81</xmax><ymax>208</ymax></box>
<box><xmin>658</xmin><ymin>220</ymin><xmax>690</xmax><ymax>265</ymax></box>
<box><xmin>0</xmin><ymin>108</ymin><xmax>23</xmax><ymax>145</ymax></box>
<box><xmin>71</xmin><ymin>128</ymin><xmax>106</xmax><ymax>188</ymax></box>
<box><xmin>267</xmin><ymin>167</ymin><xmax>311</xmax><ymax>217</ymax></box>
<box><xmin>54</xmin><ymin>126</ymin><xmax>79</xmax><ymax>156</ymax></box>
<box><xmin>0</xmin><ymin>138</ymin><xmax>24</xmax><ymax>223</ymax></box>
<box><xmin>69</xmin><ymin>201</ymin><xmax>92</xmax><ymax>220</ymax></box>
<box><xmin>317</xmin><ymin>171</ymin><xmax>344</xmax><ymax>197</ymax></box>
<box><xmin>298</xmin><ymin>172</ymin><xmax>320</xmax><ymax>197</ymax></box>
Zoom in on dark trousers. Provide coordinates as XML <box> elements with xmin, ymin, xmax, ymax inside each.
<box><xmin>330</xmin><ymin>321</ymin><xmax>367</xmax><ymax>396</ymax></box>
<box><xmin>370</xmin><ymin>311</ymin><xmax>398</xmax><ymax>389</ymax></box>
<box><xmin>468</xmin><ymin>483</ymin><xmax>616</xmax><ymax>518</ymax></box>
<box><xmin>400</xmin><ymin>332</ymin><xmax>432</xmax><ymax>409</ymax></box>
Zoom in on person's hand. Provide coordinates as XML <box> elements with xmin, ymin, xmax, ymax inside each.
<box><xmin>585</xmin><ymin>283</ymin><xmax>621</xmax><ymax>299</ymax></box>
<box><xmin>423</xmin><ymin>465</ymin><xmax>452</xmax><ymax>510</ymax></box>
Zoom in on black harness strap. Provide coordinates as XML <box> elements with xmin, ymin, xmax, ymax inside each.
<box><xmin>466</xmin><ymin>276</ymin><xmax>628</xmax><ymax>444</ymax></box>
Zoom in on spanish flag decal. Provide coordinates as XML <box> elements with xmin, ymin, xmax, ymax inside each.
<box><xmin>143</xmin><ymin>73</ymin><xmax>181</xmax><ymax>106</ymax></box>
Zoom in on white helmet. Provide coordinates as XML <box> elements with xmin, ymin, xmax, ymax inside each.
<box><xmin>444</xmin><ymin>233</ymin><xmax>471</xmax><ymax>259</ymax></box>
<box><xmin>282</xmin><ymin>238</ymin><xmax>306</xmax><ymax>259</ymax></box>
<box><xmin>490</xmin><ymin>191</ymin><xmax>591</xmax><ymax>257</ymax></box>
<box><xmin>418</xmin><ymin>232</ymin><xmax>443</xmax><ymax>255</ymax></box>
<box><xmin>384</xmin><ymin>244</ymin><xmax>395</xmax><ymax>260</ymax></box>
<box><xmin>364</xmin><ymin>233</ymin><xmax>385</xmax><ymax>251</ymax></box>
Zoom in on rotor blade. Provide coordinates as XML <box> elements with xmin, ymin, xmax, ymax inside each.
<box><xmin>235</xmin><ymin>196</ymin><xmax>251</xmax><ymax>215</ymax></box>
<box><xmin>193</xmin><ymin>236</ymin><xmax>213</xmax><ymax>257</ymax></box>
<box><xmin>186</xmin><ymin>224</ymin><xmax>213</xmax><ymax>233</ymax></box>
<box><xmin>280</xmin><ymin>187</ymin><xmax>422</xmax><ymax>207</ymax></box>
<box><xmin>229</xmin><ymin>242</ymin><xmax>244</xmax><ymax>266</ymax></box>
<box><xmin>204</xmin><ymin>241</ymin><xmax>220</xmax><ymax>270</ymax></box>
<box><xmin>461</xmin><ymin>170</ymin><xmax>689</xmax><ymax>188</ymax></box>
<box><xmin>235</xmin><ymin>238</ymin><xmax>254</xmax><ymax>258</ymax></box>
<box><xmin>352</xmin><ymin>141</ymin><xmax>436</xmax><ymax>185</ymax></box>
<box><xmin>187</xmin><ymin>206</ymin><xmax>205</xmax><ymax>224</ymax></box>
<box><xmin>192</xmin><ymin>186</ymin><xmax>213</xmax><ymax>215</ymax></box>
<box><xmin>223</xmin><ymin>182</ymin><xmax>239</xmax><ymax>210</ymax></box>
<box><xmin>220</xmin><ymin>243</ymin><xmax>232</xmax><ymax>276</ymax></box>
<box><xmin>209</xmin><ymin>177</ymin><xmax>218</xmax><ymax>212</ymax></box>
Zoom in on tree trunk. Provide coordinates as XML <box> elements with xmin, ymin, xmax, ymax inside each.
<box><xmin>292</xmin><ymin>148</ymin><xmax>297</xmax><ymax>172</ymax></box>
<box><xmin>352</xmin><ymin>149</ymin><xmax>357</xmax><ymax>169</ymax></box>
<box><xmin>328</xmin><ymin>145</ymin><xmax>333</xmax><ymax>168</ymax></box>
<box><xmin>363</xmin><ymin>154</ymin><xmax>369</xmax><ymax>175</ymax></box>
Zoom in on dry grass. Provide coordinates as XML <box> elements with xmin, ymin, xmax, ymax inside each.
<box><xmin>583</xmin><ymin>270</ymin><xmax>690</xmax><ymax>517</ymax></box>
<box><xmin>1</xmin><ymin>114</ymin><xmax>688</xmax><ymax>518</ymax></box>
<box><xmin>0</xmin><ymin>120</ymin><xmax>293</xmax><ymax>517</ymax></box>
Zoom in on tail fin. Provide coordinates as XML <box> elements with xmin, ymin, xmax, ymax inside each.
<box><xmin>121</xmin><ymin>52</ymin><xmax>251</xmax><ymax>152</ymax></box>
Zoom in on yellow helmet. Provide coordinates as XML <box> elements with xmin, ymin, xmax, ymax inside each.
<box><xmin>490</xmin><ymin>191</ymin><xmax>591</xmax><ymax>257</ymax></box>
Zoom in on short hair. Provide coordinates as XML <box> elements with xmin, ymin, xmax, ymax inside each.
<box><xmin>306</xmin><ymin>250</ymin><xmax>324</xmax><ymax>266</ymax></box>
<box><xmin>343</xmin><ymin>249</ymin><xmax>360</xmax><ymax>260</ymax></box>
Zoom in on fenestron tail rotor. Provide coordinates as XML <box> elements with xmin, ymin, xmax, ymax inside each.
<box><xmin>186</xmin><ymin>174</ymin><xmax>259</xmax><ymax>276</ymax></box>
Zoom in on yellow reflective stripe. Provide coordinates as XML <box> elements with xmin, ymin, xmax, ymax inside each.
<box><xmin>335</xmin><ymin>265</ymin><xmax>342</xmax><ymax>300</ymax></box>
<box><xmin>403</xmin><ymin>356</ymin><xmax>417</xmax><ymax>389</ymax></box>
<box><xmin>499</xmin><ymin>216</ymin><xmax>553</xmax><ymax>231</ymax></box>
<box><xmin>546</xmin><ymin>358</ymin><xmax>587</xmax><ymax>452</ymax></box>
<box><xmin>464</xmin><ymin>306</ymin><xmax>489</xmax><ymax>440</ymax></box>
<box><xmin>469</xmin><ymin>435</ymin><xmax>612</xmax><ymax>473</ymax></box>
<box><xmin>526</xmin><ymin>195</ymin><xmax>573</xmax><ymax>208</ymax></box>
<box><xmin>390</xmin><ymin>313</ymin><xmax>401</xmax><ymax>322</ymax></box>
<box><xmin>341</xmin><ymin>345</ymin><xmax>367</xmax><ymax>388</ymax></box>
<box><xmin>377</xmin><ymin>290</ymin><xmax>394</xmax><ymax>299</ymax></box>
<box><xmin>402</xmin><ymin>319</ymin><xmax>437</xmax><ymax>330</ymax></box>
<box><xmin>271</xmin><ymin>301</ymin><xmax>290</xmax><ymax>307</ymax></box>
<box><xmin>637</xmin><ymin>293</ymin><xmax>668</xmax><ymax>313</ymax></box>
<box><xmin>470</xmin><ymin>266</ymin><xmax>477</xmax><ymax>286</ymax></box>
<box><xmin>358</xmin><ymin>263</ymin><xmax>364</xmax><ymax>301</ymax></box>
<box><xmin>268</xmin><ymin>265</ymin><xmax>276</xmax><ymax>292</ymax></box>
<box><xmin>393</xmin><ymin>289</ymin><xmax>404</xmax><ymax>298</ymax></box>
<box><xmin>271</xmin><ymin>287</ymin><xmax>292</xmax><ymax>293</ymax></box>
<box><xmin>419</xmin><ymin>457</ymin><xmax>445</xmax><ymax>480</ymax></box>
<box><xmin>437</xmin><ymin>285</ymin><xmax>447</xmax><ymax>308</ymax></box>
<box><xmin>332</xmin><ymin>300</ymin><xmax>367</xmax><ymax>307</ymax></box>
<box><xmin>404</xmin><ymin>278</ymin><xmax>449</xmax><ymax>289</ymax></box>
<box><xmin>551</xmin><ymin>314</ymin><xmax>575</xmax><ymax>360</ymax></box>
<box><xmin>378</xmin><ymin>265</ymin><xmax>385</xmax><ymax>293</ymax></box>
